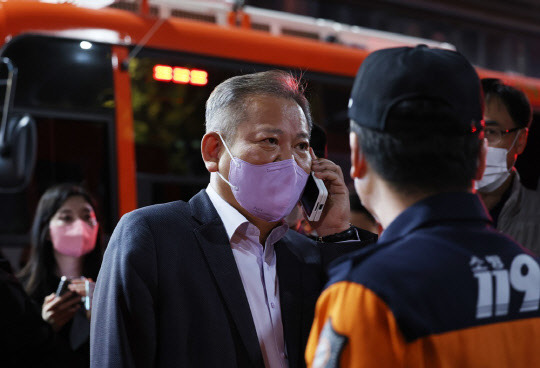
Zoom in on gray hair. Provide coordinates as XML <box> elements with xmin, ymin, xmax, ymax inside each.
<box><xmin>205</xmin><ymin>70</ymin><xmax>313</xmax><ymax>143</ymax></box>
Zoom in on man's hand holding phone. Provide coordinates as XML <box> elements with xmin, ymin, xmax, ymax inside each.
<box><xmin>303</xmin><ymin>149</ymin><xmax>350</xmax><ymax>237</ymax></box>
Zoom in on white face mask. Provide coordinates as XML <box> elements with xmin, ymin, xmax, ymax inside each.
<box><xmin>475</xmin><ymin>131</ymin><xmax>520</xmax><ymax>193</ymax></box>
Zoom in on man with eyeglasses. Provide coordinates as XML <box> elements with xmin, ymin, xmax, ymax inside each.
<box><xmin>477</xmin><ymin>78</ymin><xmax>540</xmax><ymax>254</ymax></box>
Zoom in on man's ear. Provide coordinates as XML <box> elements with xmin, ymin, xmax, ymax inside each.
<box><xmin>201</xmin><ymin>132</ymin><xmax>222</xmax><ymax>173</ymax></box>
<box><xmin>516</xmin><ymin>128</ymin><xmax>529</xmax><ymax>155</ymax></box>
<box><xmin>349</xmin><ymin>132</ymin><xmax>368</xmax><ymax>179</ymax></box>
<box><xmin>475</xmin><ymin>138</ymin><xmax>488</xmax><ymax>181</ymax></box>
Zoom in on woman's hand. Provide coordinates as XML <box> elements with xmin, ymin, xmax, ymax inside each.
<box><xmin>41</xmin><ymin>291</ymin><xmax>81</xmax><ymax>331</ymax></box>
<box><xmin>69</xmin><ymin>277</ymin><xmax>95</xmax><ymax>319</ymax></box>
<box><xmin>68</xmin><ymin>277</ymin><xmax>90</xmax><ymax>296</ymax></box>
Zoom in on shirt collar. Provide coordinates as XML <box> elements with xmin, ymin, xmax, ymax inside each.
<box><xmin>206</xmin><ymin>184</ymin><xmax>289</xmax><ymax>244</ymax></box>
<box><xmin>206</xmin><ymin>184</ymin><xmax>249</xmax><ymax>240</ymax></box>
<box><xmin>379</xmin><ymin>192</ymin><xmax>492</xmax><ymax>244</ymax></box>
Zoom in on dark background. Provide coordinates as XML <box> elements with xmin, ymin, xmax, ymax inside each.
<box><xmin>250</xmin><ymin>0</ymin><xmax>540</xmax><ymax>78</ymax></box>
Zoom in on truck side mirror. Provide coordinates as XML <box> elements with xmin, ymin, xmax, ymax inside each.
<box><xmin>0</xmin><ymin>114</ymin><xmax>37</xmax><ymax>192</ymax></box>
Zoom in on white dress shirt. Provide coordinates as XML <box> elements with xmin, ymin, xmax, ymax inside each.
<box><xmin>206</xmin><ymin>185</ymin><xmax>289</xmax><ymax>368</ymax></box>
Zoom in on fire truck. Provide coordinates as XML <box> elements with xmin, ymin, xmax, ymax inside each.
<box><xmin>1</xmin><ymin>0</ymin><xmax>539</xmax><ymax>263</ymax></box>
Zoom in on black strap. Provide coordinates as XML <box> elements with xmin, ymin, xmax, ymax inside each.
<box><xmin>318</xmin><ymin>224</ymin><xmax>360</xmax><ymax>243</ymax></box>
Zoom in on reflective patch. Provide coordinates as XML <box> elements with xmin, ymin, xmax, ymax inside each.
<box><xmin>312</xmin><ymin>318</ymin><xmax>348</xmax><ymax>368</ymax></box>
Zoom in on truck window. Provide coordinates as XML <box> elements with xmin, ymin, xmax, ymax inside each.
<box><xmin>130</xmin><ymin>51</ymin><xmax>241</xmax><ymax>207</ymax></box>
<box><xmin>0</xmin><ymin>36</ymin><xmax>115</xmax><ymax>268</ymax></box>
<box><xmin>130</xmin><ymin>49</ymin><xmax>356</xmax><ymax>207</ymax></box>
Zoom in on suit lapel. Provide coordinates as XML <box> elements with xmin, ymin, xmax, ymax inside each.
<box><xmin>190</xmin><ymin>190</ymin><xmax>264</xmax><ymax>368</ymax></box>
<box><xmin>276</xmin><ymin>237</ymin><xmax>303</xmax><ymax>368</ymax></box>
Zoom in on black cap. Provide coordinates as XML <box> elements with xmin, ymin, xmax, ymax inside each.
<box><xmin>348</xmin><ymin>45</ymin><xmax>483</xmax><ymax>134</ymax></box>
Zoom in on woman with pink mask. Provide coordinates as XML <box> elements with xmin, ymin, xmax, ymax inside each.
<box><xmin>18</xmin><ymin>184</ymin><xmax>102</xmax><ymax>367</ymax></box>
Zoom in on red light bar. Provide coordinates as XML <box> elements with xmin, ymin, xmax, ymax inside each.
<box><xmin>153</xmin><ymin>65</ymin><xmax>173</xmax><ymax>81</ymax></box>
<box><xmin>173</xmin><ymin>67</ymin><xmax>190</xmax><ymax>84</ymax></box>
<box><xmin>153</xmin><ymin>65</ymin><xmax>208</xmax><ymax>86</ymax></box>
<box><xmin>190</xmin><ymin>70</ymin><xmax>208</xmax><ymax>86</ymax></box>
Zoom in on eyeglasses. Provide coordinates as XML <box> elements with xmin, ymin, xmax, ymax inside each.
<box><xmin>484</xmin><ymin>120</ymin><xmax>522</xmax><ymax>145</ymax></box>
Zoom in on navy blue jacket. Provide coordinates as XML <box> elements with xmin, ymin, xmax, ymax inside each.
<box><xmin>306</xmin><ymin>192</ymin><xmax>540</xmax><ymax>367</ymax></box>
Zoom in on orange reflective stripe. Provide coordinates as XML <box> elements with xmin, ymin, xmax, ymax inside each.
<box><xmin>406</xmin><ymin>318</ymin><xmax>540</xmax><ymax>368</ymax></box>
<box><xmin>307</xmin><ymin>281</ymin><xmax>405</xmax><ymax>367</ymax></box>
<box><xmin>307</xmin><ymin>281</ymin><xmax>540</xmax><ymax>368</ymax></box>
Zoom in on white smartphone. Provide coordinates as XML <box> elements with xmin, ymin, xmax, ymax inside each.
<box><xmin>55</xmin><ymin>276</ymin><xmax>71</xmax><ymax>297</ymax></box>
<box><xmin>300</xmin><ymin>172</ymin><xmax>328</xmax><ymax>222</ymax></box>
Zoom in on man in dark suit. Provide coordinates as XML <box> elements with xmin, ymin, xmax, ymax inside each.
<box><xmin>90</xmin><ymin>70</ymin><xmax>375</xmax><ymax>368</ymax></box>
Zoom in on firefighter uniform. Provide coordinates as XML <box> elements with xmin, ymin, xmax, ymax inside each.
<box><xmin>306</xmin><ymin>192</ymin><xmax>540</xmax><ymax>367</ymax></box>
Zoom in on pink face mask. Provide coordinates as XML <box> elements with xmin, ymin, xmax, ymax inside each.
<box><xmin>216</xmin><ymin>133</ymin><xmax>309</xmax><ymax>222</ymax></box>
<box><xmin>49</xmin><ymin>219</ymin><xmax>98</xmax><ymax>258</ymax></box>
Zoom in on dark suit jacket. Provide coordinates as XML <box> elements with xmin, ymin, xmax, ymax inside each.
<box><xmin>90</xmin><ymin>190</ymin><xmax>374</xmax><ymax>367</ymax></box>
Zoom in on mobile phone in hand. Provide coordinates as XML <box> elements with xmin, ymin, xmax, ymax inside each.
<box><xmin>55</xmin><ymin>276</ymin><xmax>71</xmax><ymax>297</ymax></box>
<box><xmin>300</xmin><ymin>172</ymin><xmax>328</xmax><ymax>222</ymax></box>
